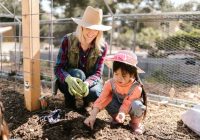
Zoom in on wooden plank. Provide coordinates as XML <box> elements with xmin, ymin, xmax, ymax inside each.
<box><xmin>22</xmin><ymin>0</ymin><xmax>41</xmax><ymax>111</ymax></box>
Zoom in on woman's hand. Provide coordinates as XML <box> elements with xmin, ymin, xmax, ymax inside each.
<box><xmin>115</xmin><ymin>112</ymin><xmax>126</xmax><ymax>123</ymax></box>
<box><xmin>65</xmin><ymin>76</ymin><xmax>83</xmax><ymax>97</ymax></box>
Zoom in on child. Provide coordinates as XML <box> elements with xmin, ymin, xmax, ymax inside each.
<box><xmin>84</xmin><ymin>50</ymin><xmax>147</xmax><ymax>134</ymax></box>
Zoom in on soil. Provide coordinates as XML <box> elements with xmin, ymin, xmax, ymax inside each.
<box><xmin>1</xmin><ymin>81</ymin><xmax>200</xmax><ymax>140</ymax></box>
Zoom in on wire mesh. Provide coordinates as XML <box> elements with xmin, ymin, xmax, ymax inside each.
<box><xmin>110</xmin><ymin>14</ymin><xmax>200</xmax><ymax>104</ymax></box>
<box><xmin>0</xmin><ymin>0</ymin><xmax>200</xmax><ymax>106</ymax></box>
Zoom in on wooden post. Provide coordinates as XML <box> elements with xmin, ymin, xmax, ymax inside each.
<box><xmin>22</xmin><ymin>0</ymin><xmax>41</xmax><ymax>111</ymax></box>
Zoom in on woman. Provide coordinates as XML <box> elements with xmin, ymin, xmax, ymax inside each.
<box><xmin>54</xmin><ymin>6</ymin><xmax>112</xmax><ymax>110</ymax></box>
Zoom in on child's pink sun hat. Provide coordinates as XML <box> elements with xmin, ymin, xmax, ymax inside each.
<box><xmin>105</xmin><ymin>50</ymin><xmax>145</xmax><ymax>73</ymax></box>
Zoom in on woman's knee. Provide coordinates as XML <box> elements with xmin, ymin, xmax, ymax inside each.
<box><xmin>84</xmin><ymin>82</ymin><xmax>102</xmax><ymax>102</ymax></box>
<box><xmin>68</xmin><ymin>69</ymin><xmax>86</xmax><ymax>81</ymax></box>
<box><xmin>91</xmin><ymin>82</ymin><xmax>103</xmax><ymax>96</ymax></box>
<box><xmin>129</xmin><ymin>100</ymin><xmax>146</xmax><ymax>117</ymax></box>
<box><xmin>58</xmin><ymin>69</ymin><xmax>86</xmax><ymax>94</ymax></box>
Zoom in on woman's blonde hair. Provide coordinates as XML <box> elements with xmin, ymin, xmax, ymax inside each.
<box><xmin>75</xmin><ymin>25</ymin><xmax>105</xmax><ymax>50</ymax></box>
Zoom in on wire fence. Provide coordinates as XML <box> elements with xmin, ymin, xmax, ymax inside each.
<box><xmin>0</xmin><ymin>0</ymin><xmax>200</xmax><ymax>107</ymax></box>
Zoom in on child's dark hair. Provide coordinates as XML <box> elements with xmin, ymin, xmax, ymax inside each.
<box><xmin>113</xmin><ymin>61</ymin><xmax>147</xmax><ymax>119</ymax></box>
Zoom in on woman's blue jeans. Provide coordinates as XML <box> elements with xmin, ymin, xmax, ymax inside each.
<box><xmin>57</xmin><ymin>69</ymin><xmax>103</xmax><ymax>108</ymax></box>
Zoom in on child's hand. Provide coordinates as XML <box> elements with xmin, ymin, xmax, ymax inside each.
<box><xmin>84</xmin><ymin>115</ymin><xmax>96</xmax><ymax>130</ymax></box>
<box><xmin>115</xmin><ymin>112</ymin><xmax>126</xmax><ymax>123</ymax></box>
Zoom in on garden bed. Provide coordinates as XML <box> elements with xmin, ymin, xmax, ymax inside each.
<box><xmin>1</xmin><ymin>81</ymin><xmax>199</xmax><ymax>140</ymax></box>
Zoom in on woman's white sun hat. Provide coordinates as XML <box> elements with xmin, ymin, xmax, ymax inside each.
<box><xmin>0</xmin><ymin>26</ymin><xmax>12</xmax><ymax>33</ymax></box>
<box><xmin>71</xmin><ymin>6</ymin><xmax>112</xmax><ymax>31</ymax></box>
<box><xmin>105</xmin><ymin>50</ymin><xmax>145</xmax><ymax>73</ymax></box>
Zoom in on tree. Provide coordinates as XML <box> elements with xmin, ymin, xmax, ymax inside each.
<box><xmin>0</xmin><ymin>0</ymin><xmax>21</xmax><ymax>15</ymax></box>
<box><xmin>137</xmin><ymin>27</ymin><xmax>162</xmax><ymax>49</ymax></box>
<box><xmin>178</xmin><ymin>1</ymin><xmax>200</xmax><ymax>12</ymax></box>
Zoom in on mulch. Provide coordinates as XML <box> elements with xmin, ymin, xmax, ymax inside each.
<box><xmin>0</xmin><ymin>81</ymin><xmax>199</xmax><ymax>140</ymax></box>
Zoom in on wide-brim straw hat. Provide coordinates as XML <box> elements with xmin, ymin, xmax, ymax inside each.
<box><xmin>71</xmin><ymin>6</ymin><xmax>112</xmax><ymax>31</ymax></box>
<box><xmin>0</xmin><ymin>26</ymin><xmax>12</xmax><ymax>33</ymax></box>
<box><xmin>105</xmin><ymin>50</ymin><xmax>145</xmax><ymax>73</ymax></box>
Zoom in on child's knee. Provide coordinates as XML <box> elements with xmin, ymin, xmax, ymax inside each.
<box><xmin>129</xmin><ymin>100</ymin><xmax>146</xmax><ymax>117</ymax></box>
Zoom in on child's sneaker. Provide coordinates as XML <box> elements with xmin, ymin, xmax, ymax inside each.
<box><xmin>130</xmin><ymin>123</ymin><xmax>145</xmax><ymax>135</ymax></box>
<box><xmin>110</xmin><ymin>118</ymin><xmax>122</xmax><ymax>128</ymax></box>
